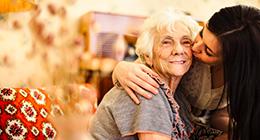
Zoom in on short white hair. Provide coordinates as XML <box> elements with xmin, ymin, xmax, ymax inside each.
<box><xmin>135</xmin><ymin>9</ymin><xmax>200</xmax><ymax>62</ymax></box>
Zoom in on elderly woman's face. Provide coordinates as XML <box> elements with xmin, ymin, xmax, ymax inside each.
<box><xmin>152</xmin><ymin>22</ymin><xmax>193</xmax><ymax>77</ymax></box>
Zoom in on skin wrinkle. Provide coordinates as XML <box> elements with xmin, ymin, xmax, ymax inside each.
<box><xmin>150</xmin><ymin>23</ymin><xmax>192</xmax><ymax>89</ymax></box>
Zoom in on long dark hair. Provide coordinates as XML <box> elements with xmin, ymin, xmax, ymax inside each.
<box><xmin>207</xmin><ymin>5</ymin><xmax>260</xmax><ymax>140</ymax></box>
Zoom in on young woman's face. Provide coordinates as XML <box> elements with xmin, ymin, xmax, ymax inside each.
<box><xmin>192</xmin><ymin>26</ymin><xmax>222</xmax><ymax>65</ymax></box>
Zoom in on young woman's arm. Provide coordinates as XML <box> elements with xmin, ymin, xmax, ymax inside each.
<box><xmin>210</xmin><ymin>107</ymin><xmax>229</xmax><ymax>132</ymax></box>
<box><xmin>112</xmin><ymin>60</ymin><xmax>159</xmax><ymax>104</ymax></box>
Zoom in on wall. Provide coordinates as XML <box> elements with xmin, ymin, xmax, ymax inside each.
<box><xmin>70</xmin><ymin>0</ymin><xmax>260</xmax><ymax>21</ymax></box>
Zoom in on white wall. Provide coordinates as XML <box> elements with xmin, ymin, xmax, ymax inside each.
<box><xmin>70</xmin><ymin>0</ymin><xmax>260</xmax><ymax>21</ymax></box>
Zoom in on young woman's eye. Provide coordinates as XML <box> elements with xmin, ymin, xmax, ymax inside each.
<box><xmin>205</xmin><ymin>47</ymin><xmax>214</xmax><ymax>57</ymax></box>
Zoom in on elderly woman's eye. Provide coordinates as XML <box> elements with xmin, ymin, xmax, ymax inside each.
<box><xmin>182</xmin><ymin>40</ymin><xmax>192</xmax><ymax>47</ymax></box>
<box><xmin>162</xmin><ymin>40</ymin><xmax>173</xmax><ymax>45</ymax></box>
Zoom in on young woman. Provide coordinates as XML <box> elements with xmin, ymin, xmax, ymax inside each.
<box><xmin>113</xmin><ymin>5</ymin><xmax>260</xmax><ymax>140</ymax></box>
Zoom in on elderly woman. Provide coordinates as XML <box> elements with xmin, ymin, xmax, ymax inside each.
<box><xmin>89</xmin><ymin>9</ymin><xmax>199</xmax><ymax>140</ymax></box>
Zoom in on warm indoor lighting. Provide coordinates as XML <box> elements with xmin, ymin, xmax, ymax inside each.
<box><xmin>0</xmin><ymin>0</ymin><xmax>35</xmax><ymax>13</ymax></box>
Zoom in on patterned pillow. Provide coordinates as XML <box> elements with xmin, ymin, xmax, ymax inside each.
<box><xmin>0</xmin><ymin>88</ymin><xmax>57</xmax><ymax>140</ymax></box>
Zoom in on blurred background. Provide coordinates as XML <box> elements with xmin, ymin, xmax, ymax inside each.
<box><xmin>0</xmin><ymin>0</ymin><xmax>259</xmax><ymax>139</ymax></box>
<box><xmin>1</xmin><ymin>0</ymin><xmax>259</xmax><ymax>99</ymax></box>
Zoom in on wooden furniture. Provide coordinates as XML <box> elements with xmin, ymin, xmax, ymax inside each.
<box><xmin>80</xmin><ymin>11</ymin><xmax>145</xmax><ymax>58</ymax></box>
<box><xmin>80</xmin><ymin>11</ymin><xmax>146</xmax><ymax>103</ymax></box>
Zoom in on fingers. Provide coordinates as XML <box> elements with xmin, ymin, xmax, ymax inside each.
<box><xmin>133</xmin><ymin>65</ymin><xmax>159</xmax><ymax>94</ymax></box>
<box><xmin>139</xmin><ymin>65</ymin><xmax>160</xmax><ymax>89</ymax></box>
<box><xmin>124</xmin><ymin>86</ymin><xmax>140</xmax><ymax>104</ymax></box>
<box><xmin>112</xmin><ymin>61</ymin><xmax>158</xmax><ymax>102</ymax></box>
<box><xmin>127</xmin><ymin>80</ymin><xmax>153</xmax><ymax>99</ymax></box>
<box><xmin>140</xmin><ymin>64</ymin><xmax>159</xmax><ymax>78</ymax></box>
<box><xmin>131</xmin><ymin>74</ymin><xmax>159</xmax><ymax>95</ymax></box>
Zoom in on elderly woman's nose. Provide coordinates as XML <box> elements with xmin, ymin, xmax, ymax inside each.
<box><xmin>172</xmin><ymin>42</ymin><xmax>184</xmax><ymax>54</ymax></box>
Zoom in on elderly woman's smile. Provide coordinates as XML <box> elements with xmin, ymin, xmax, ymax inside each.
<box><xmin>168</xmin><ymin>57</ymin><xmax>189</xmax><ymax>64</ymax></box>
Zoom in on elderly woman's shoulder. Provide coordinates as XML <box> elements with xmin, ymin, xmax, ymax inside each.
<box><xmin>98</xmin><ymin>86</ymin><xmax>135</xmax><ymax>107</ymax></box>
<box><xmin>100</xmin><ymin>86</ymin><xmax>169</xmax><ymax>110</ymax></box>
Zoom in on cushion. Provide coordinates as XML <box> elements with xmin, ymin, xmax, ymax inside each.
<box><xmin>0</xmin><ymin>88</ymin><xmax>57</xmax><ymax>139</ymax></box>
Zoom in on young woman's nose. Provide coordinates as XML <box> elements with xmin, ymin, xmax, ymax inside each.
<box><xmin>192</xmin><ymin>41</ymin><xmax>203</xmax><ymax>53</ymax></box>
